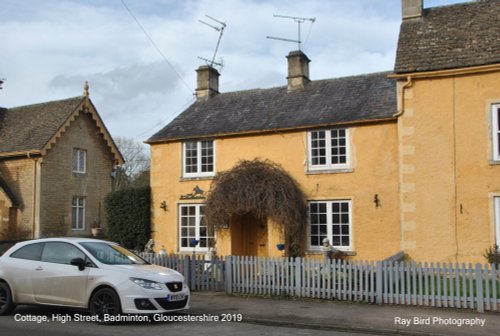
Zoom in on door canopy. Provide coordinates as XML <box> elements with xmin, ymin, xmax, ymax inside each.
<box><xmin>205</xmin><ymin>159</ymin><xmax>307</xmax><ymax>257</ymax></box>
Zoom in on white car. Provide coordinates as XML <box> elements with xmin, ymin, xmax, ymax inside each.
<box><xmin>0</xmin><ymin>238</ymin><xmax>189</xmax><ymax>319</ymax></box>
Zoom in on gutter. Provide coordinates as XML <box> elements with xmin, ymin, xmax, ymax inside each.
<box><xmin>145</xmin><ymin>117</ymin><xmax>399</xmax><ymax>145</ymax></box>
<box><xmin>0</xmin><ymin>150</ymin><xmax>42</xmax><ymax>159</ymax></box>
<box><xmin>389</xmin><ymin>63</ymin><xmax>500</xmax><ymax>80</ymax></box>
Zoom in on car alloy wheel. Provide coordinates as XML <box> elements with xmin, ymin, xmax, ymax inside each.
<box><xmin>90</xmin><ymin>287</ymin><xmax>122</xmax><ymax>323</ymax></box>
<box><xmin>0</xmin><ymin>282</ymin><xmax>15</xmax><ymax>315</ymax></box>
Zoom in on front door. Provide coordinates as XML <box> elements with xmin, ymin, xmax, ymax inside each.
<box><xmin>230</xmin><ymin>213</ymin><xmax>268</xmax><ymax>256</ymax></box>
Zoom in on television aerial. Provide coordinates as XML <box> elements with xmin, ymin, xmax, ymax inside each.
<box><xmin>198</xmin><ymin>15</ymin><xmax>226</xmax><ymax>70</ymax></box>
<box><xmin>267</xmin><ymin>14</ymin><xmax>316</xmax><ymax>50</ymax></box>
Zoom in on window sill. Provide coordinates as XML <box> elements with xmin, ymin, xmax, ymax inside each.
<box><xmin>306</xmin><ymin>168</ymin><xmax>354</xmax><ymax>175</ymax></box>
<box><xmin>179</xmin><ymin>176</ymin><xmax>215</xmax><ymax>182</ymax></box>
<box><xmin>489</xmin><ymin>160</ymin><xmax>500</xmax><ymax>166</ymax></box>
<box><xmin>307</xmin><ymin>250</ymin><xmax>356</xmax><ymax>257</ymax></box>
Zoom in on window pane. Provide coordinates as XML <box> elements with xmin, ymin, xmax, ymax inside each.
<box><xmin>10</xmin><ymin>243</ymin><xmax>44</xmax><ymax>261</ymax></box>
<box><xmin>201</xmin><ymin>141</ymin><xmax>214</xmax><ymax>172</ymax></box>
<box><xmin>184</xmin><ymin>142</ymin><xmax>198</xmax><ymax>174</ymax></box>
<box><xmin>310</xmin><ymin>131</ymin><xmax>327</xmax><ymax>167</ymax></box>
<box><xmin>41</xmin><ymin>242</ymin><xmax>86</xmax><ymax>264</ymax></box>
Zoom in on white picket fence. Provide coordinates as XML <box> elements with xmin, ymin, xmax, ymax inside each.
<box><xmin>141</xmin><ymin>253</ymin><xmax>500</xmax><ymax>313</ymax></box>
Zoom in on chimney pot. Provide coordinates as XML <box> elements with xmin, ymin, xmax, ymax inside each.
<box><xmin>402</xmin><ymin>0</ymin><xmax>423</xmax><ymax>19</ymax></box>
<box><xmin>287</xmin><ymin>50</ymin><xmax>310</xmax><ymax>92</ymax></box>
<box><xmin>195</xmin><ymin>65</ymin><xmax>219</xmax><ymax>100</ymax></box>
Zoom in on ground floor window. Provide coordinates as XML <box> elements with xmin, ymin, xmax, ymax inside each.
<box><xmin>309</xmin><ymin>200</ymin><xmax>352</xmax><ymax>250</ymax></box>
<box><xmin>179</xmin><ymin>204</ymin><xmax>214</xmax><ymax>251</ymax></box>
<box><xmin>494</xmin><ymin>197</ymin><xmax>500</xmax><ymax>247</ymax></box>
<box><xmin>72</xmin><ymin>196</ymin><xmax>85</xmax><ymax>230</ymax></box>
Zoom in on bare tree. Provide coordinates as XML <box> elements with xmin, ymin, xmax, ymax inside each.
<box><xmin>113</xmin><ymin>136</ymin><xmax>150</xmax><ymax>189</ymax></box>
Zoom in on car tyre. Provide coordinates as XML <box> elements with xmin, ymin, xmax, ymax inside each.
<box><xmin>0</xmin><ymin>281</ymin><xmax>15</xmax><ymax>315</ymax></box>
<box><xmin>89</xmin><ymin>287</ymin><xmax>122</xmax><ymax>324</ymax></box>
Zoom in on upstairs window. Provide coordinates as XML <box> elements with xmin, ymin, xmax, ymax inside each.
<box><xmin>492</xmin><ymin>104</ymin><xmax>500</xmax><ymax>161</ymax></box>
<box><xmin>183</xmin><ymin>140</ymin><xmax>215</xmax><ymax>178</ymax></box>
<box><xmin>72</xmin><ymin>148</ymin><xmax>86</xmax><ymax>173</ymax></box>
<box><xmin>308</xmin><ymin>129</ymin><xmax>350</xmax><ymax>171</ymax></box>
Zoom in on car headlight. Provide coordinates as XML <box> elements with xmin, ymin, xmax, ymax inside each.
<box><xmin>130</xmin><ymin>277</ymin><xmax>163</xmax><ymax>290</ymax></box>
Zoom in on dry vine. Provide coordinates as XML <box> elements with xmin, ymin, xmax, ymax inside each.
<box><xmin>205</xmin><ymin>159</ymin><xmax>307</xmax><ymax>257</ymax></box>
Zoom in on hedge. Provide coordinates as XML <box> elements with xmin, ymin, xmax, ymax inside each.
<box><xmin>105</xmin><ymin>186</ymin><xmax>151</xmax><ymax>251</ymax></box>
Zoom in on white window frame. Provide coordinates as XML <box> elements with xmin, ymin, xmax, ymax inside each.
<box><xmin>72</xmin><ymin>148</ymin><xmax>86</xmax><ymax>173</ymax></box>
<box><xmin>492</xmin><ymin>104</ymin><xmax>500</xmax><ymax>161</ymax></box>
<box><xmin>71</xmin><ymin>196</ymin><xmax>85</xmax><ymax>230</ymax></box>
<box><xmin>178</xmin><ymin>204</ymin><xmax>214</xmax><ymax>252</ymax></box>
<box><xmin>308</xmin><ymin>200</ymin><xmax>353</xmax><ymax>251</ymax></box>
<box><xmin>182</xmin><ymin>140</ymin><xmax>215</xmax><ymax>178</ymax></box>
<box><xmin>494</xmin><ymin>197</ymin><xmax>500</xmax><ymax>247</ymax></box>
<box><xmin>307</xmin><ymin>129</ymin><xmax>350</xmax><ymax>171</ymax></box>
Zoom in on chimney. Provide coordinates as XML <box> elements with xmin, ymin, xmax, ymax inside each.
<box><xmin>286</xmin><ymin>50</ymin><xmax>310</xmax><ymax>92</ymax></box>
<box><xmin>195</xmin><ymin>65</ymin><xmax>219</xmax><ymax>100</ymax></box>
<box><xmin>402</xmin><ymin>0</ymin><xmax>423</xmax><ymax>19</ymax></box>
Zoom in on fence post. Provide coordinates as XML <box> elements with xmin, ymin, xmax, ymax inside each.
<box><xmin>183</xmin><ymin>255</ymin><xmax>191</xmax><ymax>288</ymax></box>
<box><xmin>475</xmin><ymin>263</ymin><xmax>484</xmax><ymax>313</ymax></box>
<box><xmin>376</xmin><ymin>261</ymin><xmax>383</xmax><ymax>305</ymax></box>
<box><xmin>225</xmin><ymin>256</ymin><xmax>232</xmax><ymax>295</ymax></box>
<box><xmin>295</xmin><ymin>257</ymin><xmax>302</xmax><ymax>298</ymax></box>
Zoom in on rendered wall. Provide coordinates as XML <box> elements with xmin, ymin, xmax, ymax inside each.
<box><xmin>150</xmin><ymin>121</ymin><xmax>400</xmax><ymax>260</ymax></box>
<box><xmin>398</xmin><ymin>70</ymin><xmax>500</xmax><ymax>263</ymax></box>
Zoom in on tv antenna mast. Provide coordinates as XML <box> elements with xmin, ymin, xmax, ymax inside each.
<box><xmin>267</xmin><ymin>14</ymin><xmax>316</xmax><ymax>50</ymax></box>
<box><xmin>198</xmin><ymin>15</ymin><xmax>226</xmax><ymax>69</ymax></box>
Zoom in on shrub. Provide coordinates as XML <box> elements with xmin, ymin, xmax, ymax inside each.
<box><xmin>484</xmin><ymin>244</ymin><xmax>500</xmax><ymax>266</ymax></box>
<box><xmin>205</xmin><ymin>159</ymin><xmax>307</xmax><ymax>257</ymax></box>
<box><xmin>105</xmin><ymin>186</ymin><xmax>151</xmax><ymax>251</ymax></box>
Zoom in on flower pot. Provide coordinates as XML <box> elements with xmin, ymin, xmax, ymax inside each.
<box><xmin>91</xmin><ymin>227</ymin><xmax>102</xmax><ymax>237</ymax></box>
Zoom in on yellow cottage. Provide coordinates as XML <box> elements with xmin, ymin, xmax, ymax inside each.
<box><xmin>391</xmin><ymin>0</ymin><xmax>500</xmax><ymax>262</ymax></box>
<box><xmin>147</xmin><ymin>0</ymin><xmax>500</xmax><ymax>263</ymax></box>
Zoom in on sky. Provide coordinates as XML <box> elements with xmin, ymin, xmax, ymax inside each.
<box><xmin>0</xmin><ymin>0</ymin><xmax>468</xmax><ymax>146</ymax></box>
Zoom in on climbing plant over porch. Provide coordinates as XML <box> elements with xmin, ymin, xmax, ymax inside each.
<box><xmin>205</xmin><ymin>159</ymin><xmax>307</xmax><ymax>257</ymax></box>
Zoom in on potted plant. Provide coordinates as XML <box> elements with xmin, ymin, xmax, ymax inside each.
<box><xmin>91</xmin><ymin>220</ymin><xmax>102</xmax><ymax>237</ymax></box>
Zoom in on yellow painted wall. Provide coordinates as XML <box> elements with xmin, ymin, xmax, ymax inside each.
<box><xmin>150</xmin><ymin>121</ymin><xmax>400</xmax><ymax>260</ymax></box>
<box><xmin>398</xmin><ymin>69</ymin><xmax>500</xmax><ymax>263</ymax></box>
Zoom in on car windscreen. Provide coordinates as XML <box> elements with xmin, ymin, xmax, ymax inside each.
<box><xmin>79</xmin><ymin>242</ymin><xmax>149</xmax><ymax>265</ymax></box>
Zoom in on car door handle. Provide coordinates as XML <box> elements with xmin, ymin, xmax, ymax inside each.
<box><xmin>35</xmin><ymin>266</ymin><xmax>44</xmax><ymax>271</ymax></box>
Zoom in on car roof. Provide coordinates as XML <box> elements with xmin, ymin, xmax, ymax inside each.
<box><xmin>11</xmin><ymin>237</ymin><xmax>116</xmax><ymax>249</ymax></box>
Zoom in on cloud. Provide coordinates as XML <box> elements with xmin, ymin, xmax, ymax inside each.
<box><xmin>0</xmin><ymin>0</ymin><xmax>465</xmax><ymax>143</ymax></box>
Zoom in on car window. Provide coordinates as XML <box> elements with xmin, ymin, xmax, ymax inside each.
<box><xmin>41</xmin><ymin>242</ymin><xmax>86</xmax><ymax>265</ymax></box>
<box><xmin>80</xmin><ymin>242</ymin><xmax>148</xmax><ymax>265</ymax></box>
<box><xmin>10</xmin><ymin>242</ymin><xmax>44</xmax><ymax>261</ymax></box>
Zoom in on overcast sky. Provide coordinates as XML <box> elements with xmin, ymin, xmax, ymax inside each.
<box><xmin>0</xmin><ymin>0</ymin><xmax>467</xmax><ymax>145</ymax></box>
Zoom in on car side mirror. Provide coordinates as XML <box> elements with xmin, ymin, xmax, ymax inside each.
<box><xmin>70</xmin><ymin>257</ymin><xmax>86</xmax><ymax>271</ymax></box>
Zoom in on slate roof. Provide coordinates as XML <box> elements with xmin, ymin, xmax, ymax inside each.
<box><xmin>395</xmin><ymin>0</ymin><xmax>500</xmax><ymax>74</ymax></box>
<box><xmin>0</xmin><ymin>96</ymin><xmax>84</xmax><ymax>154</ymax></box>
<box><xmin>147</xmin><ymin>71</ymin><xmax>397</xmax><ymax>143</ymax></box>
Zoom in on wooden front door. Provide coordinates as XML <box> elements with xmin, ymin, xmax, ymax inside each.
<box><xmin>230</xmin><ymin>213</ymin><xmax>268</xmax><ymax>256</ymax></box>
